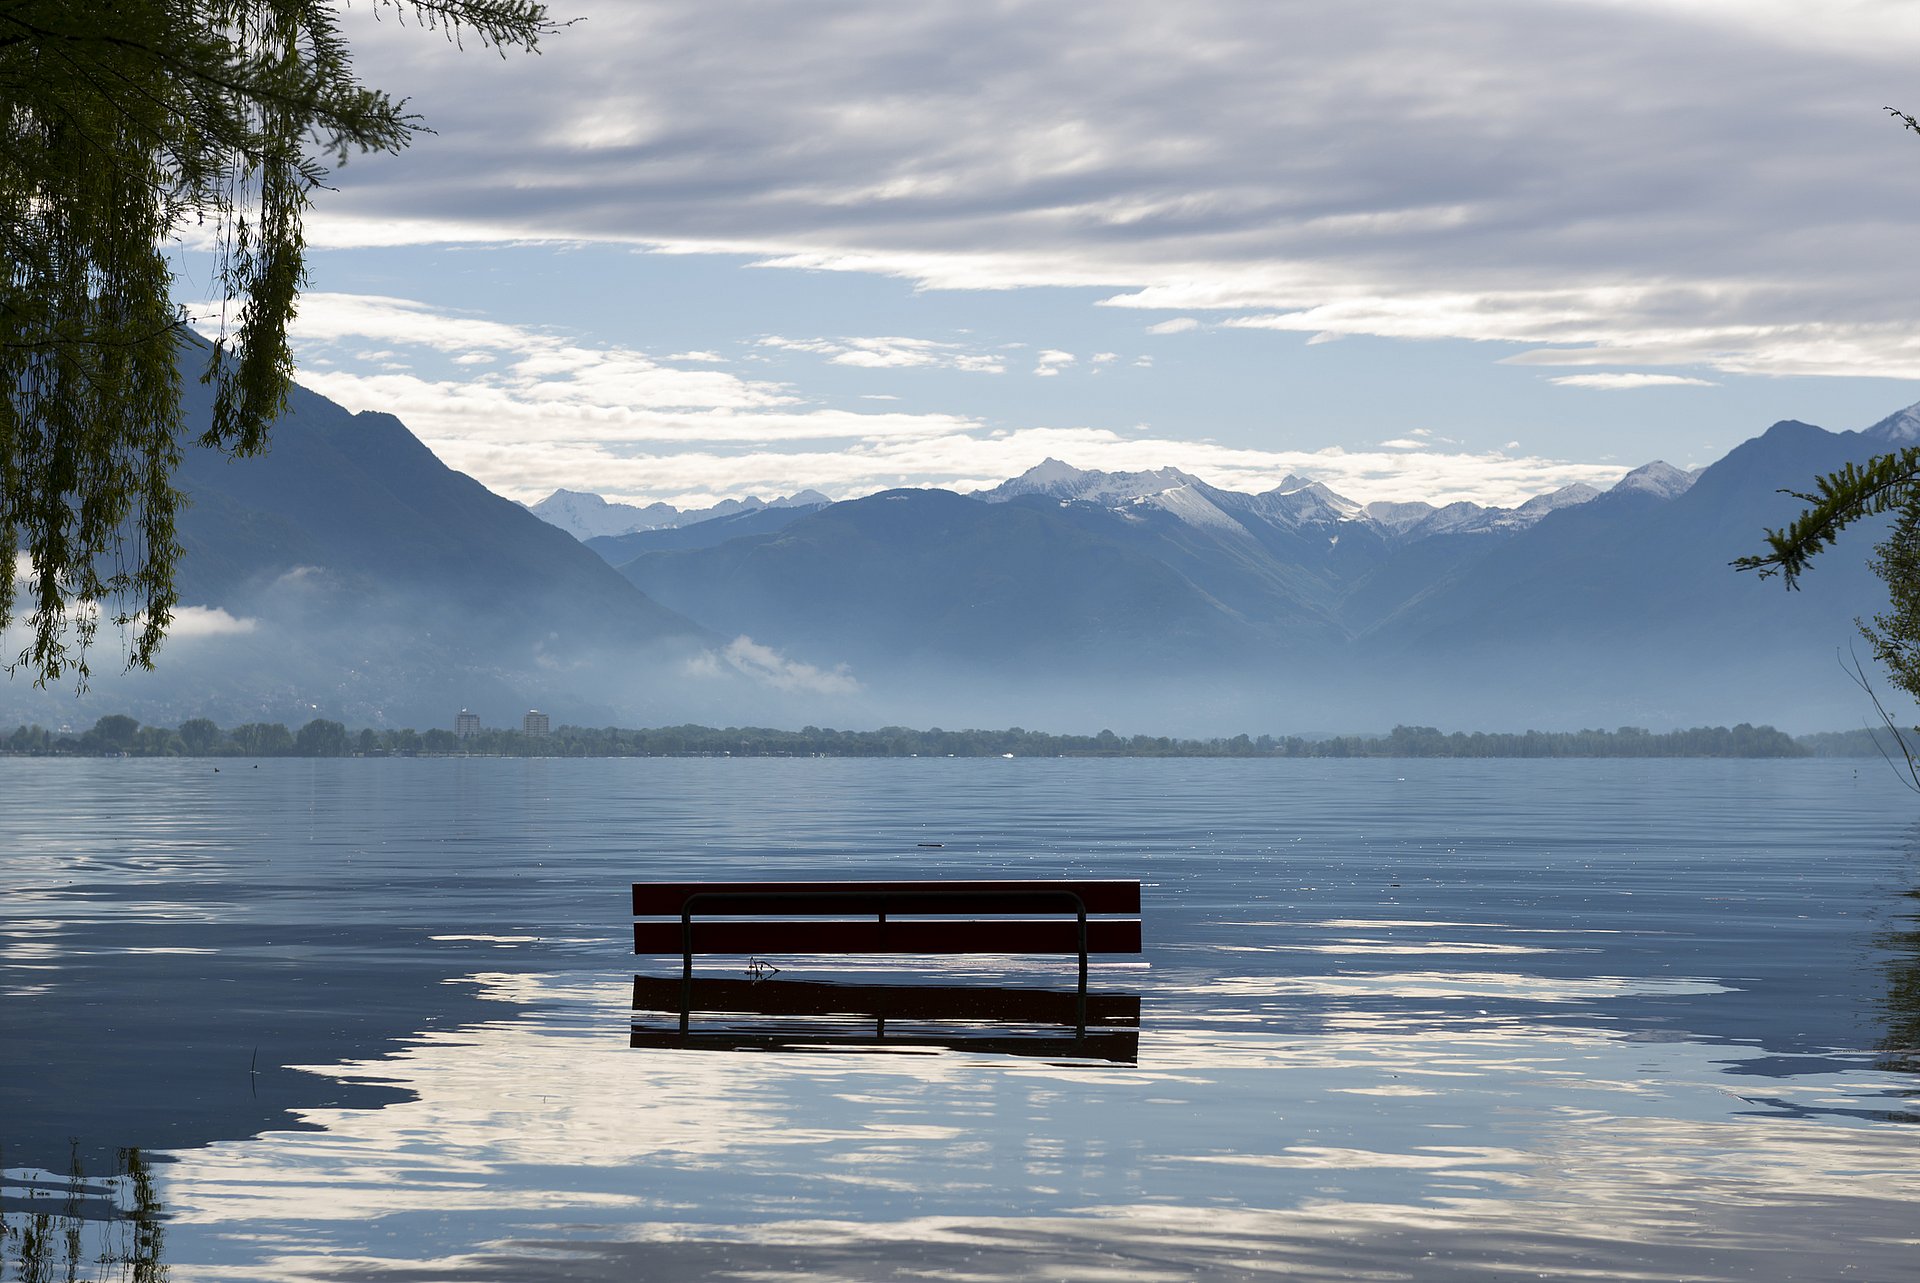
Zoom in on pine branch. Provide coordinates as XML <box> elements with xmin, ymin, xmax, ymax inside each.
<box><xmin>1732</xmin><ymin>447</ymin><xmax>1920</xmax><ymax>586</ymax></box>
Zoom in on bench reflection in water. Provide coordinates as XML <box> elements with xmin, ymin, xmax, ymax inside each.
<box><xmin>630</xmin><ymin>975</ymin><xmax>1141</xmax><ymax>1063</ymax></box>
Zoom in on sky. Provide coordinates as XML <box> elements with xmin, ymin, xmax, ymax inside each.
<box><xmin>183</xmin><ymin>0</ymin><xmax>1920</xmax><ymax>509</ymax></box>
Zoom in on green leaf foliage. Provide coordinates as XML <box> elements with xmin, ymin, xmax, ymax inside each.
<box><xmin>0</xmin><ymin>0</ymin><xmax>553</xmax><ymax>685</ymax></box>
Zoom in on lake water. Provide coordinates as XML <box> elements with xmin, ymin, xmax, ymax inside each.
<box><xmin>2</xmin><ymin>757</ymin><xmax>1916</xmax><ymax>1281</ymax></box>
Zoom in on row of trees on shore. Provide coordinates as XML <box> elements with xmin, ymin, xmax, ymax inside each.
<box><xmin>0</xmin><ymin>715</ymin><xmax>1856</xmax><ymax>759</ymax></box>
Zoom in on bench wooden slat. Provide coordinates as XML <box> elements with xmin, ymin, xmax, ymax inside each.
<box><xmin>634</xmin><ymin>917</ymin><xmax>1141</xmax><ymax>956</ymax></box>
<box><xmin>632</xmin><ymin>879</ymin><xmax>1140</xmax><ymax>917</ymax></box>
<box><xmin>627</xmin><ymin>1027</ymin><xmax>1140</xmax><ymax>1062</ymax></box>
<box><xmin>632</xmin><ymin>976</ymin><xmax>1140</xmax><ymax>1024</ymax></box>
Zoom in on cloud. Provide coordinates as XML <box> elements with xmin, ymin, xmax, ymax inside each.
<box><xmin>670</xmin><ymin>350</ymin><xmax>727</xmax><ymax>363</ymax></box>
<box><xmin>286</xmin><ymin>291</ymin><xmax>1627</xmax><ymax>508</ymax></box>
<box><xmin>167</xmin><ymin>606</ymin><xmax>259</xmax><ymax>640</ymax></box>
<box><xmin>1033</xmin><ymin>349</ymin><xmax>1076</xmax><ymax>377</ymax></box>
<box><xmin>711</xmin><ymin>636</ymin><xmax>861</xmax><ymax>695</ymax></box>
<box><xmin>758</xmin><ymin>335</ymin><xmax>1005</xmax><ymax>373</ymax></box>
<box><xmin>0</xmin><ymin>590</ymin><xmax>256</xmax><ymax>664</ymax></box>
<box><xmin>287</xmin><ymin>293</ymin><xmax>993</xmax><ymax>502</ymax></box>
<box><xmin>285</xmin><ymin>294</ymin><xmax>534</xmax><ymax>353</ymax></box>
<box><xmin>297</xmin><ymin>0</ymin><xmax>1920</xmax><ymax>380</ymax></box>
<box><xmin>1146</xmin><ymin>318</ymin><xmax>1200</xmax><ymax>335</ymax></box>
<box><xmin>11</xmin><ymin>555</ymin><xmax>254</xmax><ymax>643</ymax></box>
<box><xmin>1549</xmin><ymin>372</ymin><xmax>1720</xmax><ymax>390</ymax></box>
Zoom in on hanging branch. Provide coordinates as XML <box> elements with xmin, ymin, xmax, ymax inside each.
<box><xmin>0</xmin><ymin>1</ymin><xmax>556</xmax><ymax>686</ymax></box>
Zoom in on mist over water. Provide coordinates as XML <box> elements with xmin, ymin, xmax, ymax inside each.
<box><xmin>3</xmin><ymin>623</ymin><xmax>1891</xmax><ymax>739</ymax></box>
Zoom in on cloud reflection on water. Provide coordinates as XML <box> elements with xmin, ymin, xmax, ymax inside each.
<box><xmin>1173</xmin><ymin>970</ymin><xmax>1732</xmax><ymax>1001</ymax></box>
<box><xmin>129</xmin><ymin>970</ymin><xmax>1920</xmax><ymax>1282</ymax></box>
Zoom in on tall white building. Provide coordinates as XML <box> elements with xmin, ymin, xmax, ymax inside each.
<box><xmin>455</xmin><ymin>709</ymin><xmax>480</xmax><ymax>739</ymax></box>
<box><xmin>522</xmin><ymin>710</ymin><xmax>550</xmax><ymax>738</ymax></box>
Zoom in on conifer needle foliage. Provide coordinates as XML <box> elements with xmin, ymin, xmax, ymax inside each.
<box><xmin>1738</xmin><ymin>448</ymin><xmax>1920</xmax><ymax>708</ymax></box>
<box><xmin>0</xmin><ymin>0</ymin><xmax>553</xmax><ymax>685</ymax></box>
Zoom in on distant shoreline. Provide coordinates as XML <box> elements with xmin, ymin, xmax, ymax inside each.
<box><xmin>2</xmin><ymin>717</ymin><xmax>1898</xmax><ymax>759</ymax></box>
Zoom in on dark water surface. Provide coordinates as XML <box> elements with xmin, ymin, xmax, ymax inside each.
<box><xmin>2</xmin><ymin>757</ymin><xmax>1916</xmax><ymax>1281</ymax></box>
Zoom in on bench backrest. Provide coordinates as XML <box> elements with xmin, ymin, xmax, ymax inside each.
<box><xmin>633</xmin><ymin>878</ymin><xmax>1141</xmax><ymax>956</ymax></box>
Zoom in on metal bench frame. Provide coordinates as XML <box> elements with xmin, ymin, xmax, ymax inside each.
<box><xmin>633</xmin><ymin>879</ymin><xmax>1141</xmax><ymax>1038</ymax></box>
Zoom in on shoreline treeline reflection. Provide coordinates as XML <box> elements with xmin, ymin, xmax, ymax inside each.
<box><xmin>1881</xmin><ymin>884</ymin><xmax>1920</xmax><ymax>1081</ymax></box>
<box><xmin>0</xmin><ymin>1146</ymin><xmax>167</xmax><ymax>1283</ymax></box>
<box><xmin>3</xmin><ymin>717</ymin><xmax>1825</xmax><ymax>758</ymax></box>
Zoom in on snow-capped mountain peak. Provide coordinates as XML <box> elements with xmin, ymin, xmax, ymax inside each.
<box><xmin>1237</xmin><ymin>480</ymin><xmax>1366</xmax><ymax>526</ymax></box>
<box><xmin>1609</xmin><ymin>461</ymin><xmax>1697</xmax><ymax>500</ymax></box>
<box><xmin>527</xmin><ymin>488</ymin><xmax>830</xmax><ymax>542</ymax></box>
<box><xmin>1363</xmin><ymin>499</ymin><xmax>1441</xmax><ymax>534</ymax></box>
<box><xmin>1863</xmin><ymin>400</ymin><xmax>1920</xmax><ymax>443</ymax></box>
<box><xmin>980</xmin><ymin>459</ymin><xmax>1641</xmax><ymax>545</ymax></box>
<box><xmin>1014</xmin><ymin>458</ymin><xmax>1090</xmax><ymax>488</ymax></box>
<box><xmin>526</xmin><ymin>489</ymin><xmax>681</xmax><ymax>541</ymax></box>
<box><xmin>980</xmin><ymin>460</ymin><xmax>1204</xmax><ymax>505</ymax></box>
<box><xmin>1515</xmin><ymin>482</ymin><xmax>1602</xmax><ymax>517</ymax></box>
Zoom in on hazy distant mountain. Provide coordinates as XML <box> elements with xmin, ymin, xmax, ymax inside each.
<box><xmin>609</xmin><ymin>457</ymin><xmax>1644</xmax><ymax>706</ymax></box>
<box><xmin>19</xmin><ymin>369</ymin><xmax>1915</xmax><ymax>736</ymax></box>
<box><xmin>594</xmin><ymin>459</ymin><xmax>1691</xmax><ymax>682</ymax></box>
<box><xmin>607</xmin><ymin>415</ymin><xmax>1907</xmax><ymax>730</ymax></box>
<box><xmin>170</xmin><ymin>401</ymin><xmax>685</xmax><ymax>638</ymax></box>
<box><xmin>1363</xmin><ymin>417</ymin><xmax>1891</xmax><ymax>727</ymax></box>
<box><xmin>585</xmin><ymin>500</ymin><xmax>829</xmax><ymax>563</ymax></box>
<box><xmin>1610</xmin><ymin>460</ymin><xmax>1701</xmax><ymax>500</ymax></box>
<box><xmin>526</xmin><ymin>489</ymin><xmax>686</xmax><ymax>539</ymax></box>
<box><xmin>0</xmin><ymin>363</ymin><xmax>724</xmax><ymax>730</ymax></box>
<box><xmin>528</xmin><ymin>487</ymin><xmax>831</xmax><ymax>541</ymax></box>
<box><xmin>614</xmin><ymin>488</ymin><xmax>1283</xmax><ymax>677</ymax></box>
<box><xmin>979</xmin><ymin>457</ymin><xmax>1628</xmax><ymax>543</ymax></box>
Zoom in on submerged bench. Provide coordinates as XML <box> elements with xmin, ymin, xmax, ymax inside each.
<box><xmin>632</xmin><ymin>879</ymin><xmax>1142</xmax><ymax>1036</ymax></box>
<box><xmin>630</xmin><ymin>976</ymin><xmax>1143</xmax><ymax>1061</ymax></box>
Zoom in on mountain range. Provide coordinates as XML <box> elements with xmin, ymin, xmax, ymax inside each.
<box><xmin>594</xmin><ymin>425</ymin><xmax>1897</xmax><ymax>731</ymax></box>
<box><xmin>527</xmin><ymin>487</ymin><xmax>830</xmax><ymax>541</ymax></box>
<box><xmin>2</xmin><ymin>358</ymin><xmax>1909</xmax><ymax>734</ymax></box>
<box><xmin>0</xmin><ymin>364</ymin><xmax>803</xmax><ymax>730</ymax></box>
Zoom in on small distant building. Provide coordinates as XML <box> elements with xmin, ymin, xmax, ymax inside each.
<box><xmin>455</xmin><ymin>709</ymin><xmax>480</xmax><ymax>740</ymax></box>
<box><xmin>522</xmin><ymin>710</ymin><xmax>550</xmax><ymax>738</ymax></box>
